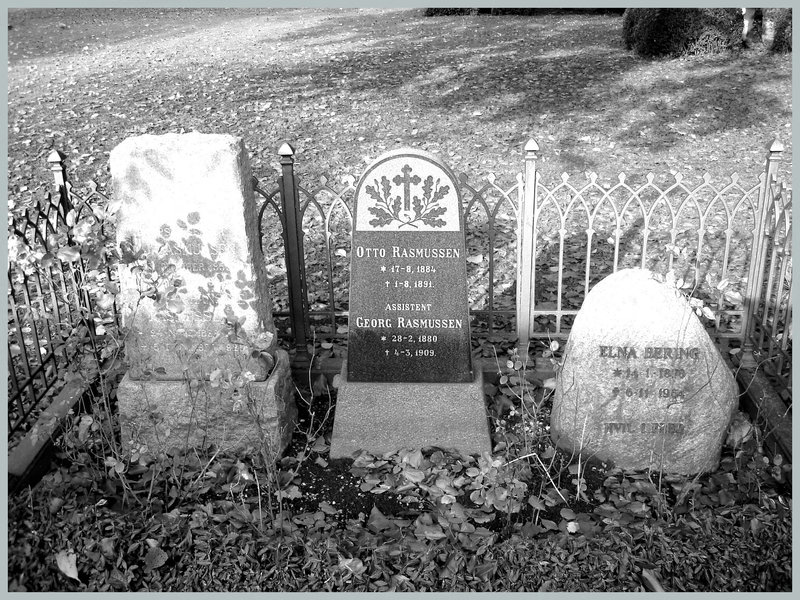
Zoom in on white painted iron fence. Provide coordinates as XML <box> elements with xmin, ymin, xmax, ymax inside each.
<box><xmin>255</xmin><ymin>138</ymin><xmax>791</xmax><ymax>397</ymax></box>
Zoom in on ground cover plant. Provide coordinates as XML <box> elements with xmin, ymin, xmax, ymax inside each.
<box><xmin>6</xmin><ymin>352</ymin><xmax>792</xmax><ymax>592</ymax></box>
<box><xmin>6</xmin><ymin>7</ymin><xmax>792</xmax><ymax>593</ymax></box>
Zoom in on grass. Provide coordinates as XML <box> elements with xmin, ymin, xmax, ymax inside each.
<box><xmin>7</xmin><ymin>8</ymin><xmax>792</xmax><ymax>204</ymax></box>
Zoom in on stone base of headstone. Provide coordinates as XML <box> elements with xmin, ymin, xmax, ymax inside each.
<box><xmin>118</xmin><ymin>349</ymin><xmax>296</xmax><ymax>456</ymax></box>
<box><xmin>329</xmin><ymin>361</ymin><xmax>491</xmax><ymax>459</ymax></box>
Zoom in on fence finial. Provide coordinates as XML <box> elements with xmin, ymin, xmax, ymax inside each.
<box><xmin>278</xmin><ymin>142</ymin><xmax>295</xmax><ymax>157</ymax></box>
<box><xmin>767</xmin><ymin>138</ymin><xmax>784</xmax><ymax>154</ymax></box>
<box><xmin>524</xmin><ymin>138</ymin><xmax>539</xmax><ymax>155</ymax></box>
<box><xmin>47</xmin><ymin>149</ymin><xmax>67</xmax><ymax>189</ymax></box>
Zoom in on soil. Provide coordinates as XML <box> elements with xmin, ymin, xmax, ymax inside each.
<box><xmin>277</xmin><ymin>389</ymin><xmax>427</xmax><ymax>523</ymax></box>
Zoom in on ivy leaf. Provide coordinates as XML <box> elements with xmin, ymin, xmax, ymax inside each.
<box><xmin>415</xmin><ymin>522</ymin><xmax>447</xmax><ymax>540</ymax></box>
<box><xmin>77</xmin><ymin>415</ymin><xmax>94</xmax><ymax>443</ymax></box>
<box><xmin>403</xmin><ymin>468</ymin><xmax>425</xmax><ymax>483</ymax></box>
<box><xmin>403</xmin><ymin>448</ymin><xmax>424</xmax><ymax>468</ymax></box>
<box><xmin>339</xmin><ymin>557</ymin><xmax>366</xmax><ymax>577</ymax></box>
<box><xmin>367</xmin><ymin>505</ymin><xmax>396</xmax><ymax>532</ymax></box>
<box><xmin>319</xmin><ymin>501</ymin><xmax>339</xmax><ymax>515</ymax></box>
<box><xmin>144</xmin><ymin>546</ymin><xmax>168</xmax><ymax>572</ymax></box>
<box><xmin>542</xmin><ymin>377</ymin><xmax>557</xmax><ymax>390</ymax></box>
<box><xmin>96</xmin><ymin>292</ymin><xmax>115</xmax><ymax>310</ymax></box>
<box><xmin>277</xmin><ymin>485</ymin><xmax>302</xmax><ymax>500</ymax></box>
<box><xmin>724</xmin><ymin>290</ymin><xmax>744</xmax><ymax>305</ymax></box>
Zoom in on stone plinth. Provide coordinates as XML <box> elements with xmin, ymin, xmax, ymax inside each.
<box><xmin>329</xmin><ymin>361</ymin><xmax>490</xmax><ymax>459</ymax></box>
<box><xmin>551</xmin><ymin>268</ymin><xmax>739</xmax><ymax>474</ymax></box>
<box><xmin>118</xmin><ymin>349</ymin><xmax>296</xmax><ymax>455</ymax></box>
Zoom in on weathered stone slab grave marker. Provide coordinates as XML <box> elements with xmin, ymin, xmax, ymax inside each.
<box><xmin>551</xmin><ymin>268</ymin><xmax>739</xmax><ymax>474</ymax></box>
<box><xmin>330</xmin><ymin>148</ymin><xmax>490</xmax><ymax>458</ymax></box>
<box><xmin>112</xmin><ymin>132</ymin><xmax>295</xmax><ymax>455</ymax></box>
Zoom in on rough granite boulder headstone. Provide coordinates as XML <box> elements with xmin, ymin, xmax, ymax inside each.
<box><xmin>112</xmin><ymin>132</ymin><xmax>295</xmax><ymax>455</ymax></box>
<box><xmin>551</xmin><ymin>268</ymin><xmax>739</xmax><ymax>474</ymax></box>
<box><xmin>330</xmin><ymin>148</ymin><xmax>490</xmax><ymax>459</ymax></box>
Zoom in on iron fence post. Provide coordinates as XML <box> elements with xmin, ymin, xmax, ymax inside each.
<box><xmin>47</xmin><ymin>148</ymin><xmax>72</xmax><ymax>211</ymax></box>
<box><xmin>278</xmin><ymin>142</ymin><xmax>311</xmax><ymax>369</ymax></box>
<box><xmin>516</xmin><ymin>138</ymin><xmax>539</xmax><ymax>357</ymax></box>
<box><xmin>739</xmin><ymin>138</ymin><xmax>783</xmax><ymax>369</ymax></box>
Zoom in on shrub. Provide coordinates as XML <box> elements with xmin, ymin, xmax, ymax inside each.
<box><xmin>423</xmin><ymin>8</ymin><xmax>477</xmax><ymax>17</ymax></box>
<box><xmin>425</xmin><ymin>8</ymin><xmax>626</xmax><ymax>17</ymax></box>
<box><xmin>766</xmin><ymin>8</ymin><xmax>792</xmax><ymax>53</ymax></box>
<box><xmin>622</xmin><ymin>8</ymin><xmax>741</xmax><ymax>57</ymax></box>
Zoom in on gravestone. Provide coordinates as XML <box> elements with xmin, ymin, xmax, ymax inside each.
<box><xmin>330</xmin><ymin>148</ymin><xmax>490</xmax><ymax>458</ymax></box>
<box><xmin>112</xmin><ymin>132</ymin><xmax>295</xmax><ymax>455</ymax></box>
<box><xmin>550</xmin><ymin>268</ymin><xmax>739</xmax><ymax>474</ymax></box>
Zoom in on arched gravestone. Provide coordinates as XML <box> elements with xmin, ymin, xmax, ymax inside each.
<box><xmin>550</xmin><ymin>268</ymin><xmax>739</xmax><ymax>474</ymax></box>
<box><xmin>330</xmin><ymin>149</ymin><xmax>490</xmax><ymax>459</ymax></box>
<box><xmin>346</xmin><ymin>149</ymin><xmax>472</xmax><ymax>382</ymax></box>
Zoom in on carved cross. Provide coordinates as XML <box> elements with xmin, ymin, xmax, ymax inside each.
<box><xmin>393</xmin><ymin>164</ymin><xmax>421</xmax><ymax>212</ymax></box>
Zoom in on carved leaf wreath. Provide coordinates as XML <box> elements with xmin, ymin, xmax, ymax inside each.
<box><xmin>365</xmin><ymin>172</ymin><xmax>449</xmax><ymax>229</ymax></box>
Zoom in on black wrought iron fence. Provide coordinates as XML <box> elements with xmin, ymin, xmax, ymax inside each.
<box><xmin>7</xmin><ymin>151</ymin><xmax>119</xmax><ymax>441</ymax></box>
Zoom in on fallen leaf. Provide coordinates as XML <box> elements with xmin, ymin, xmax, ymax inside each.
<box><xmin>56</xmin><ymin>551</ymin><xmax>80</xmax><ymax>582</ymax></box>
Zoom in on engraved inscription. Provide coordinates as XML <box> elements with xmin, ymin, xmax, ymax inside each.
<box><xmin>599</xmin><ymin>344</ymin><xmax>699</xmax><ymax>400</ymax></box>
<box><xmin>597</xmin><ymin>343</ymin><xmax>700</xmax><ymax>438</ymax></box>
<box><xmin>603</xmin><ymin>421</ymin><xmax>686</xmax><ymax>436</ymax></box>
